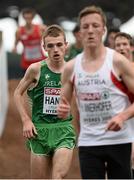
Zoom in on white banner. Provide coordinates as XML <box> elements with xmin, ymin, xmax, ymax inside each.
<box><xmin>0</xmin><ymin>31</ymin><xmax>8</xmax><ymax>137</ymax></box>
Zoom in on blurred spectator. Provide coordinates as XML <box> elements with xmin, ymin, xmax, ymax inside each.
<box><xmin>12</xmin><ymin>8</ymin><xmax>47</xmax><ymax>73</ymax></box>
<box><xmin>65</xmin><ymin>24</ymin><xmax>83</xmax><ymax>61</ymax></box>
<box><xmin>105</xmin><ymin>27</ymin><xmax>120</xmax><ymax>49</ymax></box>
<box><xmin>114</xmin><ymin>32</ymin><xmax>134</xmax><ymax>61</ymax></box>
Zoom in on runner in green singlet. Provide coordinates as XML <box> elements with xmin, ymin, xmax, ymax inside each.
<box><xmin>14</xmin><ymin>24</ymin><xmax>76</xmax><ymax>179</ymax></box>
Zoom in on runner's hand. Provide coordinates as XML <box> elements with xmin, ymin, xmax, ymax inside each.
<box><xmin>57</xmin><ymin>97</ymin><xmax>70</xmax><ymax>119</ymax></box>
<box><xmin>106</xmin><ymin>114</ymin><xmax>124</xmax><ymax>131</ymax></box>
<box><xmin>22</xmin><ymin>120</ymin><xmax>37</xmax><ymax>138</ymax></box>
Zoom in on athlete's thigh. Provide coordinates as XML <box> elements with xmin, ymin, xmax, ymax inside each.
<box><xmin>52</xmin><ymin>148</ymin><xmax>73</xmax><ymax>178</ymax></box>
<box><xmin>79</xmin><ymin>146</ymin><xmax>106</xmax><ymax>179</ymax></box>
<box><xmin>107</xmin><ymin>143</ymin><xmax>132</xmax><ymax>179</ymax></box>
<box><xmin>31</xmin><ymin>153</ymin><xmax>52</xmax><ymax>179</ymax></box>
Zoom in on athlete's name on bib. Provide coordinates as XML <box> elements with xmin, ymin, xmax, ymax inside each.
<box><xmin>44</xmin><ymin>88</ymin><xmax>61</xmax><ymax>105</ymax></box>
<box><xmin>43</xmin><ymin>88</ymin><xmax>61</xmax><ymax>114</ymax></box>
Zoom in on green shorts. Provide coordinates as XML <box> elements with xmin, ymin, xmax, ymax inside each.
<box><xmin>26</xmin><ymin>121</ymin><xmax>76</xmax><ymax>156</ymax></box>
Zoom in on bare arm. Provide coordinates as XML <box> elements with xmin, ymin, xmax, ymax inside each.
<box><xmin>14</xmin><ymin>63</ymin><xmax>40</xmax><ymax>137</ymax></box>
<box><xmin>40</xmin><ymin>24</ymin><xmax>47</xmax><ymax>35</ymax></box>
<box><xmin>61</xmin><ymin>61</ymin><xmax>80</xmax><ymax>135</ymax></box>
<box><xmin>71</xmin><ymin>95</ymin><xmax>80</xmax><ymax>135</ymax></box>
<box><xmin>12</xmin><ymin>29</ymin><xmax>20</xmax><ymax>53</ymax></box>
<box><xmin>107</xmin><ymin>52</ymin><xmax>134</xmax><ymax>131</ymax></box>
<box><xmin>57</xmin><ymin>60</ymin><xmax>75</xmax><ymax>118</ymax></box>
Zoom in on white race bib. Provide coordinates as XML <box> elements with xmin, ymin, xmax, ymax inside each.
<box><xmin>43</xmin><ymin>88</ymin><xmax>61</xmax><ymax>115</ymax></box>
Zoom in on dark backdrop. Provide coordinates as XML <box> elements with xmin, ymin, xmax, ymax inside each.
<box><xmin>0</xmin><ymin>0</ymin><xmax>134</xmax><ymax>26</ymax></box>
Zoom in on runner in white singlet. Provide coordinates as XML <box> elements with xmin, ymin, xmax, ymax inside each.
<box><xmin>58</xmin><ymin>5</ymin><xmax>134</xmax><ymax>179</ymax></box>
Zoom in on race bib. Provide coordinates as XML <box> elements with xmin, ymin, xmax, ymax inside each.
<box><xmin>43</xmin><ymin>88</ymin><xmax>61</xmax><ymax>115</ymax></box>
<box><xmin>80</xmin><ymin>100</ymin><xmax>113</xmax><ymax>126</ymax></box>
<box><xmin>24</xmin><ymin>45</ymin><xmax>42</xmax><ymax>60</ymax></box>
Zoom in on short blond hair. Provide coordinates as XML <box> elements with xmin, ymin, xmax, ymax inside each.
<box><xmin>78</xmin><ymin>5</ymin><xmax>107</xmax><ymax>26</ymax></box>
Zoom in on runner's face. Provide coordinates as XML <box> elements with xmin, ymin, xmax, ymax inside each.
<box><xmin>80</xmin><ymin>13</ymin><xmax>105</xmax><ymax>48</ymax></box>
<box><xmin>115</xmin><ymin>36</ymin><xmax>132</xmax><ymax>59</ymax></box>
<box><xmin>23</xmin><ymin>13</ymin><xmax>34</xmax><ymax>25</ymax></box>
<box><xmin>44</xmin><ymin>35</ymin><xmax>67</xmax><ymax>62</ymax></box>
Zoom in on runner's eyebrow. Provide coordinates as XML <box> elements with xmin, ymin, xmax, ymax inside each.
<box><xmin>46</xmin><ymin>42</ymin><xmax>64</xmax><ymax>48</ymax></box>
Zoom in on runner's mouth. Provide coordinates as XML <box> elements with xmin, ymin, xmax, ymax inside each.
<box><xmin>120</xmin><ymin>52</ymin><xmax>125</xmax><ymax>55</ymax></box>
<box><xmin>54</xmin><ymin>54</ymin><xmax>60</xmax><ymax>57</ymax></box>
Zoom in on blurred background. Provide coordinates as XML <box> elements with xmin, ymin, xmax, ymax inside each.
<box><xmin>0</xmin><ymin>0</ymin><xmax>134</xmax><ymax>178</ymax></box>
<box><xmin>0</xmin><ymin>0</ymin><xmax>134</xmax><ymax>53</ymax></box>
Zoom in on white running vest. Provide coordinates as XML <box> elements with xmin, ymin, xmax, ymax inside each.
<box><xmin>73</xmin><ymin>47</ymin><xmax>134</xmax><ymax>146</ymax></box>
